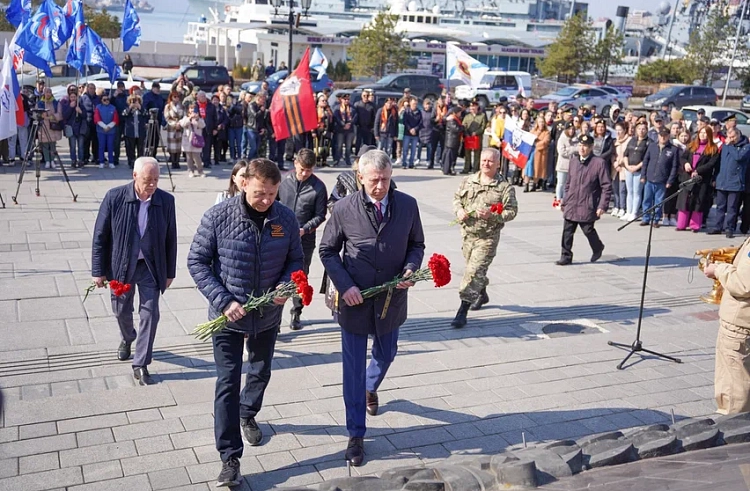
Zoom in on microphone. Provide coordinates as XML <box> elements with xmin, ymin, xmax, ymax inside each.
<box><xmin>679</xmin><ymin>175</ymin><xmax>702</xmax><ymax>189</ymax></box>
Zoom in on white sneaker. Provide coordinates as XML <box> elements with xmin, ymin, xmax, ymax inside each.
<box><xmin>108</xmin><ymin>163</ymin><xmax>115</xmax><ymax>169</ymax></box>
<box><xmin>99</xmin><ymin>163</ymin><xmax>105</xmax><ymax>169</ymax></box>
<box><xmin>395</xmin><ymin>158</ymin><xmax>402</xmax><ymax>166</ymax></box>
<box><xmin>620</xmin><ymin>213</ymin><xmax>630</xmax><ymax>221</ymax></box>
<box><xmin>670</xmin><ymin>218</ymin><xmax>678</xmax><ymax>227</ymax></box>
<box><xmin>617</xmin><ymin>209</ymin><xmax>625</xmax><ymax>218</ymax></box>
<box><xmin>44</xmin><ymin>162</ymin><xmax>51</xmax><ymax>169</ymax></box>
<box><xmin>188</xmin><ymin>171</ymin><xmax>195</xmax><ymax>178</ymax></box>
<box><xmin>610</xmin><ymin>208</ymin><xmax>620</xmax><ymax>216</ymax></box>
<box><xmin>200</xmin><ymin>173</ymin><xmax>206</xmax><ymax>178</ymax></box>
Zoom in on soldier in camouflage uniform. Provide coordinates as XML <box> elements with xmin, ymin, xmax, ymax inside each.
<box><xmin>461</xmin><ymin>100</ymin><xmax>488</xmax><ymax>174</ymax></box>
<box><xmin>451</xmin><ymin>147</ymin><xmax>518</xmax><ymax>328</ymax></box>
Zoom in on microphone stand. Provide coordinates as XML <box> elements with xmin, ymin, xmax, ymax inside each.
<box><xmin>607</xmin><ymin>177</ymin><xmax>699</xmax><ymax>369</ymax></box>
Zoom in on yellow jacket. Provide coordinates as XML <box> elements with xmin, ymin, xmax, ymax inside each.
<box><xmin>490</xmin><ymin>115</ymin><xmax>505</xmax><ymax>147</ymax></box>
<box><xmin>717</xmin><ymin>236</ymin><xmax>750</xmax><ymax>330</ymax></box>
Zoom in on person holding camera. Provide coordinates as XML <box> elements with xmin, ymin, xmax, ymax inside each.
<box><xmin>180</xmin><ymin>102</ymin><xmax>207</xmax><ymax>177</ymax></box>
<box><xmin>122</xmin><ymin>94</ymin><xmax>147</xmax><ymax>169</ymax></box>
<box><xmin>37</xmin><ymin>87</ymin><xmax>63</xmax><ymax>169</ymax></box>
<box><xmin>61</xmin><ymin>91</ymin><xmax>88</xmax><ymax>168</ymax></box>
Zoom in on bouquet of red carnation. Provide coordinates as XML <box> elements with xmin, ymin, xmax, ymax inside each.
<box><xmin>450</xmin><ymin>202</ymin><xmax>504</xmax><ymax>225</ymax></box>
<box><xmin>360</xmin><ymin>253</ymin><xmax>452</xmax><ymax>301</ymax></box>
<box><xmin>82</xmin><ymin>279</ymin><xmax>132</xmax><ymax>304</ymax></box>
<box><xmin>193</xmin><ymin>270</ymin><xmax>312</xmax><ymax>341</ymax></box>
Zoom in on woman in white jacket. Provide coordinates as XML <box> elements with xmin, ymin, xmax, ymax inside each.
<box><xmin>554</xmin><ymin>121</ymin><xmax>577</xmax><ymax>208</ymax></box>
<box><xmin>180</xmin><ymin>102</ymin><xmax>206</xmax><ymax>177</ymax></box>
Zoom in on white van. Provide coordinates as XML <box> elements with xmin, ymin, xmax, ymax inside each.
<box><xmin>454</xmin><ymin>71</ymin><xmax>532</xmax><ymax>109</ymax></box>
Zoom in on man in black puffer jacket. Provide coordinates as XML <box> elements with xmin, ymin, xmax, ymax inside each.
<box><xmin>277</xmin><ymin>148</ymin><xmax>328</xmax><ymax>330</ymax></box>
<box><xmin>187</xmin><ymin>159</ymin><xmax>304</xmax><ymax>488</ymax></box>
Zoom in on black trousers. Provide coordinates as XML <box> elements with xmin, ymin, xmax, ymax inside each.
<box><xmin>291</xmin><ymin>242</ymin><xmax>316</xmax><ymax>314</ymax></box>
<box><xmin>561</xmin><ymin>219</ymin><xmax>603</xmax><ymax>261</ymax></box>
<box><xmin>84</xmin><ymin>121</ymin><xmax>98</xmax><ymax>162</ymax></box>
<box><xmin>213</xmin><ymin>326</ymin><xmax>277</xmax><ymax>462</ymax></box>
<box><xmin>355</xmin><ymin>128</ymin><xmax>374</xmax><ymax>154</ymax></box>
<box><xmin>124</xmin><ymin>136</ymin><xmax>144</xmax><ymax>167</ymax></box>
<box><xmin>441</xmin><ymin>147</ymin><xmax>458</xmax><ymax>174</ymax></box>
<box><xmin>201</xmin><ymin>132</ymin><xmax>213</xmax><ymax>166</ymax></box>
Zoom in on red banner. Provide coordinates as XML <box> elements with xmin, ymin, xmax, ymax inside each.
<box><xmin>270</xmin><ymin>47</ymin><xmax>317</xmax><ymax>141</ymax></box>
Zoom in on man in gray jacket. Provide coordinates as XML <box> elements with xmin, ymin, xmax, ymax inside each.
<box><xmin>277</xmin><ymin>148</ymin><xmax>328</xmax><ymax>330</ymax></box>
<box><xmin>319</xmin><ymin>150</ymin><xmax>425</xmax><ymax>466</ymax></box>
<box><xmin>187</xmin><ymin>159</ymin><xmax>304</xmax><ymax>488</ymax></box>
<box><xmin>557</xmin><ymin>134</ymin><xmax>612</xmax><ymax>265</ymax></box>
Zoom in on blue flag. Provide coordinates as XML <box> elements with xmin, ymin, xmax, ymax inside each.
<box><xmin>5</xmin><ymin>0</ymin><xmax>31</xmax><ymax>28</ymax></box>
<box><xmin>63</xmin><ymin>0</ymin><xmax>80</xmax><ymax>35</ymax></box>
<box><xmin>14</xmin><ymin>9</ymin><xmax>57</xmax><ymax>67</ymax></box>
<box><xmin>10</xmin><ymin>25</ymin><xmax>53</xmax><ymax>77</ymax></box>
<box><xmin>121</xmin><ymin>0</ymin><xmax>141</xmax><ymax>52</ymax></box>
<box><xmin>39</xmin><ymin>0</ymin><xmax>73</xmax><ymax>50</ymax></box>
<box><xmin>85</xmin><ymin>28</ymin><xmax>121</xmax><ymax>84</ymax></box>
<box><xmin>65</xmin><ymin>3</ymin><xmax>86</xmax><ymax>74</ymax></box>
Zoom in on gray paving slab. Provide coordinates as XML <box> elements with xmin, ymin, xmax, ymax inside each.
<box><xmin>0</xmin><ymin>163</ymin><xmax>731</xmax><ymax>489</ymax></box>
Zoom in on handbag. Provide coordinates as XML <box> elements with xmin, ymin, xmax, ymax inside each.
<box><xmin>50</xmin><ymin>120</ymin><xmax>64</xmax><ymax>131</ymax></box>
<box><xmin>464</xmin><ymin>135</ymin><xmax>480</xmax><ymax>151</ymax></box>
<box><xmin>191</xmin><ymin>131</ymin><xmax>205</xmax><ymax>148</ymax></box>
<box><xmin>64</xmin><ymin>125</ymin><xmax>74</xmax><ymax>138</ymax></box>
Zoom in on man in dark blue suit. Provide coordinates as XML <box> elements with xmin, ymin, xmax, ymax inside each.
<box><xmin>319</xmin><ymin>150</ymin><xmax>425</xmax><ymax>466</ymax></box>
<box><xmin>197</xmin><ymin>90</ymin><xmax>218</xmax><ymax>168</ymax></box>
<box><xmin>91</xmin><ymin>157</ymin><xmax>178</xmax><ymax>386</ymax></box>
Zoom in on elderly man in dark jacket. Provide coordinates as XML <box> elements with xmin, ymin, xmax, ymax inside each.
<box><xmin>353</xmin><ymin>89</ymin><xmax>376</xmax><ymax>152</ymax></box>
<box><xmin>91</xmin><ymin>157</ymin><xmax>177</xmax><ymax>385</ymax></box>
<box><xmin>319</xmin><ymin>149</ymin><xmax>425</xmax><ymax>466</ymax></box>
<box><xmin>277</xmin><ymin>148</ymin><xmax>328</xmax><ymax>330</ymax></box>
<box><xmin>709</xmin><ymin>128</ymin><xmax>750</xmax><ymax>238</ymax></box>
<box><xmin>640</xmin><ymin>127</ymin><xmax>680</xmax><ymax>227</ymax></box>
<box><xmin>401</xmin><ymin>98</ymin><xmax>422</xmax><ymax>169</ymax></box>
<box><xmin>187</xmin><ymin>159</ymin><xmax>303</xmax><ymax>488</ymax></box>
<box><xmin>418</xmin><ymin>99</ymin><xmax>436</xmax><ymax>169</ymax></box>
<box><xmin>557</xmin><ymin>134</ymin><xmax>612</xmax><ymax>265</ymax></box>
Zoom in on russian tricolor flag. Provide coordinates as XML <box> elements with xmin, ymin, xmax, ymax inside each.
<box><xmin>501</xmin><ymin>117</ymin><xmax>537</xmax><ymax>170</ymax></box>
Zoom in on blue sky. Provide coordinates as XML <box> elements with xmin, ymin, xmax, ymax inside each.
<box><xmin>588</xmin><ymin>0</ymin><xmax>662</xmax><ymax>20</ymax></box>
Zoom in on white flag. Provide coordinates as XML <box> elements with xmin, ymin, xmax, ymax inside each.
<box><xmin>309</xmin><ymin>47</ymin><xmax>328</xmax><ymax>81</ymax></box>
<box><xmin>446</xmin><ymin>43</ymin><xmax>488</xmax><ymax>88</ymax></box>
<box><xmin>0</xmin><ymin>41</ymin><xmax>18</xmax><ymax>141</ymax></box>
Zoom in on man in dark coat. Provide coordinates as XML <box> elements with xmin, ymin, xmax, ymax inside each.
<box><xmin>80</xmin><ymin>83</ymin><xmax>100</xmax><ymax>163</ymax></box>
<box><xmin>557</xmin><ymin>134</ymin><xmax>611</xmax><ymax>265</ymax></box>
<box><xmin>319</xmin><ymin>150</ymin><xmax>425</xmax><ymax>466</ymax></box>
<box><xmin>187</xmin><ymin>159</ymin><xmax>304</xmax><ymax>488</ymax></box>
<box><xmin>353</xmin><ymin>89</ymin><xmax>376</xmax><ymax>152</ymax></box>
<box><xmin>91</xmin><ymin>157</ymin><xmax>177</xmax><ymax>385</ymax></box>
<box><xmin>640</xmin><ymin>128</ymin><xmax>679</xmax><ymax>227</ymax></box>
<box><xmin>277</xmin><ymin>148</ymin><xmax>328</xmax><ymax>330</ymax></box>
<box><xmin>709</xmin><ymin>128</ymin><xmax>750</xmax><ymax>238</ymax></box>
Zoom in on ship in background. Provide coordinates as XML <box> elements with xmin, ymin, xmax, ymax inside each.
<box><xmin>85</xmin><ymin>0</ymin><xmax>155</xmax><ymax>13</ymax></box>
<box><xmin>183</xmin><ymin>0</ymin><xmax>586</xmax><ymax>48</ymax></box>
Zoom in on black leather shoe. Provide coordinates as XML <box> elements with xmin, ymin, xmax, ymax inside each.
<box><xmin>241</xmin><ymin>417</ymin><xmax>263</xmax><ymax>446</ymax></box>
<box><xmin>216</xmin><ymin>457</ymin><xmax>241</xmax><ymax>487</ymax></box>
<box><xmin>727</xmin><ymin>231</ymin><xmax>734</xmax><ymax>239</ymax></box>
<box><xmin>451</xmin><ymin>301</ymin><xmax>471</xmax><ymax>329</ymax></box>
<box><xmin>470</xmin><ymin>289</ymin><xmax>489</xmax><ymax>311</ymax></box>
<box><xmin>345</xmin><ymin>437</ymin><xmax>365</xmax><ymax>466</ymax></box>
<box><xmin>117</xmin><ymin>341</ymin><xmax>132</xmax><ymax>361</ymax></box>
<box><xmin>290</xmin><ymin>311</ymin><xmax>302</xmax><ymax>331</ymax></box>
<box><xmin>591</xmin><ymin>247</ymin><xmax>604</xmax><ymax>263</ymax></box>
<box><xmin>707</xmin><ymin>229</ymin><xmax>722</xmax><ymax>235</ymax></box>
<box><xmin>366</xmin><ymin>391</ymin><xmax>379</xmax><ymax>416</ymax></box>
<box><xmin>555</xmin><ymin>258</ymin><xmax>572</xmax><ymax>266</ymax></box>
<box><xmin>133</xmin><ymin>367</ymin><xmax>154</xmax><ymax>386</ymax></box>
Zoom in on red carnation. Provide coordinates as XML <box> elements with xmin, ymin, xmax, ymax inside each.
<box><xmin>301</xmin><ymin>284</ymin><xmax>314</xmax><ymax>306</ymax></box>
<box><xmin>490</xmin><ymin>203</ymin><xmax>504</xmax><ymax>214</ymax></box>
<box><xmin>427</xmin><ymin>253</ymin><xmax>451</xmax><ymax>288</ymax></box>
<box><xmin>291</xmin><ymin>270</ymin><xmax>308</xmax><ymax>287</ymax></box>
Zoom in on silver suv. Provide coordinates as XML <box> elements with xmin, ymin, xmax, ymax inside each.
<box><xmin>643</xmin><ymin>85</ymin><xmax>717</xmax><ymax>110</ymax></box>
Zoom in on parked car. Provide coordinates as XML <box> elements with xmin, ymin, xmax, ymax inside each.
<box><xmin>356</xmin><ymin>73</ymin><xmax>443</xmax><ymax>102</ymax></box>
<box><xmin>240</xmin><ymin>70</ymin><xmax>334</xmax><ymax>95</ymax></box>
<box><xmin>643</xmin><ymin>85</ymin><xmax>717</xmax><ymax>110</ymax></box>
<box><xmin>598</xmin><ymin>85</ymin><xmax>631</xmax><ymax>109</ymax></box>
<box><xmin>157</xmin><ymin>61</ymin><xmax>234</xmax><ymax>93</ymax></box>
<box><xmin>681</xmin><ymin>106</ymin><xmax>750</xmax><ymax>135</ymax></box>
<box><xmin>741</xmin><ymin>95</ymin><xmax>750</xmax><ymax>112</ymax></box>
<box><xmin>454</xmin><ymin>71</ymin><xmax>531</xmax><ymax>109</ymax></box>
<box><xmin>539</xmin><ymin>85</ymin><xmax>620</xmax><ymax>117</ymax></box>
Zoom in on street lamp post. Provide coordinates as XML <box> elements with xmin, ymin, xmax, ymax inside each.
<box><xmin>272</xmin><ymin>0</ymin><xmax>312</xmax><ymax>72</ymax></box>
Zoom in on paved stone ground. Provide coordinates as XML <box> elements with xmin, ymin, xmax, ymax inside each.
<box><xmin>0</xmin><ymin>153</ymin><xmax>735</xmax><ymax>490</ymax></box>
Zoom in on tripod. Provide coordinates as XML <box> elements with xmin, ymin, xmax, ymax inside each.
<box><xmin>144</xmin><ymin>110</ymin><xmax>175</xmax><ymax>192</ymax></box>
<box><xmin>607</xmin><ymin>180</ymin><xmax>695</xmax><ymax>369</ymax></box>
<box><xmin>11</xmin><ymin>111</ymin><xmax>78</xmax><ymax>204</ymax></box>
